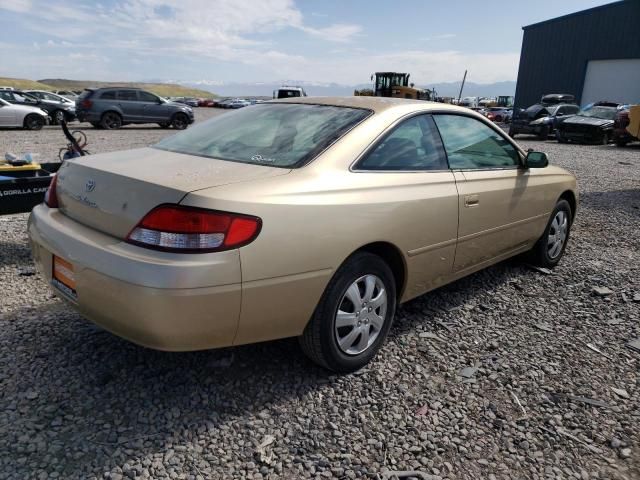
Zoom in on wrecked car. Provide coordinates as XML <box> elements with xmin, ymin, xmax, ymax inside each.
<box><xmin>613</xmin><ymin>105</ymin><xmax>640</xmax><ymax>147</ymax></box>
<box><xmin>509</xmin><ymin>103</ymin><xmax>579</xmax><ymax>139</ymax></box>
<box><xmin>556</xmin><ymin>104</ymin><xmax>619</xmax><ymax>144</ymax></box>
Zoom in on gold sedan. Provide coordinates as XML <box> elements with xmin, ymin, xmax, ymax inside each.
<box><xmin>29</xmin><ymin>97</ymin><xmax>577</xmax><ymax>372</ymax></box>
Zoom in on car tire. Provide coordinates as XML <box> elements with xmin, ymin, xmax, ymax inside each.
<box><xmin>557</xmin><ymin>132</ymin><xmax>568</xmax><ymax>143</ymax></box>
<box><xmin>601</xmin><ymin>132</ymin><xmax>610</xmax><ymax>145</ymax></box>
<box><xmin>171</xmin><ymin>113</ymin><xmax>189</xmax><ymax>130</ymax></box>
<box><xmin>24</xmin><ymin>114</ymin><xmax>45</xmax><ymax>131</ymax></box>
<box><xmin>615</xmin><ymin>139</ymin><xmax>629</xmax><ymax>147</ymax></box>
<box><xmin>52</xmin><ymin>110</ymin><xmax>65</xmax><ymax>125</ymax></box>
<box><xmin>299</xmin><ymin>252</ymin><xmax>397</xmax><ymax>373</ymax></box>
<box><xmin>100</xmin><ymin>112</ymin><xmax>122</xmax><ymax>129</ymax></box>
<box><xmin>527</xmin><ymin>199</ymin><xmax>572</xmax><ymax>269</ymax></box>
<box><xmin>158</xmin><ymin>122</ymin><xmax>171</xmax><ymax>129</ymax></box>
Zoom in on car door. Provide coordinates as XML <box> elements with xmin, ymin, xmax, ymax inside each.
<box><xmin>354</xmin><ymin>114</ymin><xmax>459</xmax><ymax>298</ymax></box>
<box><xmin>433</xmin><ymin>113</ymin><xmax>548</xmax><ymax>273</ymax></box>
<box><xmin>115</xmin><ymin>89</ymin><xmax>142</xmax><ymax>121</ymax></box>
<box><xmin>0</xmin><ymin>100</ymin><xmax>17</xmax><ymax>126</ymax></box>
<box><xmin>136</xmin><ymin>90</ymin><xmax>166</xmax><ymax>122</ymax></box>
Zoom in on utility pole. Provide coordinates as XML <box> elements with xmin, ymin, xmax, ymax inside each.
<box><xmin>457</xmin><ymin>70</ymin><xmax>467</xmax><ymax>104</ymax></box>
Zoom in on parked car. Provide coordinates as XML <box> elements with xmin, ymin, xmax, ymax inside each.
<box><xmin>24</xmin><ymin>90</ymin><xmax>77</xmax><ymax>124</ymax></box>
<box><xmin>198</xmin><ymin>98</ymin><xmax>215</xmax><ymax>107</ymax></box>
<box><xmin>215</xmin><ymin>98</ymin><xmax>234</xmax><ymax>109</ymax></box>
<box><xmin>0</xmin><ymin>89</ymin><xmax>75</xmax><ymax>124</ymax></box>
<box><xmin>510</xmin><ymin>103</ymin><xmax>580</xmax><ymax>139</ymax></box>
<box><xmin>229</xmin><ymin>98</ymin><xmax>250</xmax><ymax>109</ymax></box>
<box><xmin>75</xmin><ymin>87</ymin><xmax>195</xmax><ymax>130</ymax></box>
<box><xmin>53</xmin><ymin>90</ymin><xmax>79</xmax><ymax>100</ymax></box>
<box><xmin>172</xmin><ymin>97</ymin><xmax>199</xmax><ymax>107</ymax></box>
<box><xmin>0</xmin><ymin>98</ymin><xmax>48</xmax><ymax>130</ymax></box>
<box><xmin>29</xmin><ymin>97</ymin><xmax>577</xmax><ymax>372</ymax></box>
<box><xmin>556</xmin><ymin>103</ymin><xmax>619</xmax><ymax>144</ymax></box>
<box><xmin>613</xmin><ymin>105</ymin><xmax>640</xmax><ymax>146</ymax></box>
<box><xmin>484</xmin><ymin>107</ymin><xmax>512</xmax><ymax>123</ymax></box>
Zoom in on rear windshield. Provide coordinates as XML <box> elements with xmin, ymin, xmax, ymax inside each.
<box><xmin>78</xmin><ymin>90</ymin><xmax>93</xmax><ymax>101</ymax></box>
<box><xmin>153</xmin><ymin>103</ymin><xmax>371</xmax><ymax>168</ymax></box>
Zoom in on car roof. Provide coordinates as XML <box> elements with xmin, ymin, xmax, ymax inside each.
<box><xmin>88</xmin><ymin>87</ymin><xmax>143</xmax><ymax>91</ymax></box>
<box><xmin>270</xmin><ymin>96</ymin><xmax>465</xmax><ymax>114</ymax></box>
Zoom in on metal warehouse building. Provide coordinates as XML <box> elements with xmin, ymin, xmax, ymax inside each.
<box><xmin>514</xmin><ymin>0</ymin><xmax>640</xmax><ymax>109</ymax></box>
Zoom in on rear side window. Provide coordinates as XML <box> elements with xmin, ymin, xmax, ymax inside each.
<box><xmin>117</xmin><ymin>90</ymin><xmax>138</xmax><ymax>101</ymax></box>
<box><xmin>99</xmin><ymin>91</ymin><xmax>116</xmax><ymax>100</ymax></box>
<box><xmin>433</xmin><ymin>114</ymin><xmax>519</xmax><ymax>169</ymax></box>
<box><xmin>277</xmin><ymin>90</ymin><xmax>301</xmax><ymax>99</ymax></box>
<box><xmin>357</xmin><ymin>115</ymin><xmax>448</xmax><ymax>171</ymax></box>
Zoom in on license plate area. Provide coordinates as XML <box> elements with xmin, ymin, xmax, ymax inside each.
<box><xmin>52</xmin><ymin>255</ymin><xmax>77</xmax><ymax>301</ymax></box>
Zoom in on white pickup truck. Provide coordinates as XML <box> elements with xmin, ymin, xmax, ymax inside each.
<box><xmin>273</xmin><ymin>86</ymin><xmax>307</xmax><ymax>99</ymax></box>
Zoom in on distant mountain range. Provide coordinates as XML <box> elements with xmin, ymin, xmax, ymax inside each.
<box><xmin>162</xmin><ymin>79</ymin><xmax>517</xmax><ymax>99</ymax></box>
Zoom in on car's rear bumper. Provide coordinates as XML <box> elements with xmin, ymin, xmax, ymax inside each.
<box><xmin>76</xmin><ymin>110</ymin><xmax>99</xmax><ymax>123</ymax></box>
<box><xmin>28</xmin><ymin>204</ymin><xmax>242</xmax><ymax>351</ymax></box>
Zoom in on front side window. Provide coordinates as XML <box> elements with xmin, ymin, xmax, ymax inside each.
<box><xmin>138</xmin><ymin>91</ymin><xmax>159</xmax><ymax>102</ymax></box>
<box><xmin>154</xmin><ymin>103</ymin><xmax>371</xmax><ymax>168</ymax></box>
<box><xmin>357</xmin><ymin>115</ymin><xmax>447</xmax><ymax>171</ymax></box>
<box><xmin>117</xmin><ymin>90</ymin><xmax>138</xmax><ymax>101</ymax></box>
<box><xmin>433</xmin><ymin>114</ymin><xmax>519</xmax><ymax>169</ymax></box>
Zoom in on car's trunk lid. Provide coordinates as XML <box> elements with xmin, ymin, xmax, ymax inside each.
<box><xmin>56</xmin><ymin>147</ymin><xmax>289</xmax><ymax>239</ymax></box>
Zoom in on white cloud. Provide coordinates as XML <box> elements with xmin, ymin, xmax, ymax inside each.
<box><xmin>0</xmin><ymin>0</ymin><xmax>32</xmax><ymax>13</ymax></box>
<box><xmin>301</xmin><ymin>23</ymin><xmax>363</xmax><ymax>43</ymax></box>
<box><xmin>0</xmin><ymin>0</ymin><xmax>518</xmax><ymax>84</ymax></box>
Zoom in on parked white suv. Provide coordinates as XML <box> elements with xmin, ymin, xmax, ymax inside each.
<box><xmin>0</xmin><ymin>98</ymin><xmax>48</xmax><ymax>130</ymax></box>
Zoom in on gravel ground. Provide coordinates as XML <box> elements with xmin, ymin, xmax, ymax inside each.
<box><xmin>0</xmin><ymin>114</ymin><xmax>639</xmax><ymax>480</ymax></box>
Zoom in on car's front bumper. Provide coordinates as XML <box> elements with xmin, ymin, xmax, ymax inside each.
<box><xmin>558</xmin><ymin>128</ymin><xmax>605</xmax><ymax>143</ymax></box>
<box><xmin>28</xmin><ymin>204</ymin><xmax>242</xmax><ymax>351</ymax></box>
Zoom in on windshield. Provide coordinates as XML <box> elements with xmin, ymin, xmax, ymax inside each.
<box><xmin>154</xmin><ymin>103</ymin><xmax>371</xmax><ymax>168</ymax></box>
<box><xmin>577</xmin><ymin>106</ymin><xmax>617</xmax><ymax>120</ymax></box>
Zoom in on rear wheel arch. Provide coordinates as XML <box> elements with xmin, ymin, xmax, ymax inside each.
<box><xmin>352</xmin><ymin>241</ymin><xmax>407</xmax><ymax>302</ymax></box>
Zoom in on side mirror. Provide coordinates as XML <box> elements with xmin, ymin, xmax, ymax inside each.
<box><xmin>556</xmin><ymin>112</ymin><xmax>564</xmax><ymax>117</ymax></box>
<box><xmin>525</xmin><ymin>151</ymin><xmax>548</xmax><ymax>168</ymax></box>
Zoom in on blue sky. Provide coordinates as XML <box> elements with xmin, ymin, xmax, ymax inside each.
<box><xmin>1</xmin><ymin>0</ymin><xmax>614</xmax><ymax>85</ymax></box>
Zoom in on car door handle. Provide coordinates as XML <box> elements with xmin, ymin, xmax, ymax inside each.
<box><xmin>464</xmin><ymin>195</ymin><xmax>479</xmax><ymax>207</ymax></box>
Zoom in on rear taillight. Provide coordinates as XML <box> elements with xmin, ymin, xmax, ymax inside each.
<box><xmin>81</xmin><ymin>99</ymin><xmax>93</xmax><ymax>109</ymax></box>
<box><xmin>44</xmin><ymin>174</ymin><xmax>59</xmax><ymax>208</ymax></box>
<box><xmin>126</xmin><ymin>204</ymin><xmax>262</xmax><ymax>253</ymax></box>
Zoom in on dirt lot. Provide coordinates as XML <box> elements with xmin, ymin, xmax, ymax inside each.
<box><xmin>0</xmin><ymin>110</ymin><xmax>639</xmax><ymax>480</ymax></box>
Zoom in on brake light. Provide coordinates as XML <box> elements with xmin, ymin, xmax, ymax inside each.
<box><xmin>44</xmin><ymin>174</ymin><xmax>59</xmax><ymax>208</ymax></box>
<box><xmin>81</xmin><ymin>99</ymin><xmax>93</xmax><ymax>109</ymax></box>
<box><xmin>126</xmin><ymin>204</ymin><xmax>261</xmax><ymax>253</ymax></box>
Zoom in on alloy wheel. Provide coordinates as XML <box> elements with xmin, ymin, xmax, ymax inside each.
<box><xmin>334</xmin><ymin>274</ymin><xmax>387</xmax><ymax>355</ymax></box>
<box><xmin>547</xmin><ymin>210</ymin><xmax>568</xmax><ymax>259</ymax></box>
